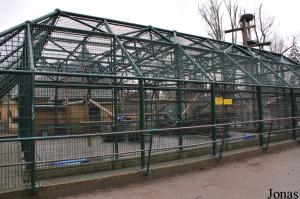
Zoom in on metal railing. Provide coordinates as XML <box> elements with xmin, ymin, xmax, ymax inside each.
<box><xmin>0</xmin><ymin>117</ymin><xmax>299</xmax><ymax>193</ymax></box>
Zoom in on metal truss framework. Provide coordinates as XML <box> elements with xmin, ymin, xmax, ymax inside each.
<box><xmin>0</xmin><ymin>9</ymin><xmax>300</xmax><ymax>89</ymax></box>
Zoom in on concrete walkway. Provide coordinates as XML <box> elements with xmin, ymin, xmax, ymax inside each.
<box><xmin>62</xmin><ymin>146</ymin><xmax>300</xmax><ymax>199</ymax></box>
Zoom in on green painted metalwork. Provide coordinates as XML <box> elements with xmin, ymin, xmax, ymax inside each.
<box><xmin>174</xmin><ymin>39</ymin><xmax>183</xmax><ymax>150</ymax></box>
<box><xmin>0</xmin><ymin>10</ymin><xmax>300</xmax><ymax>193</ymax></box>
<box><xmin>139</xmin><ymin>79</ymin><xmax>145</xmax><ymax>169</ymax></box>
<box><xmin>257</xmin><ymin>86</ymin><xmax>264</xmax><ymax>146</ymax></box>
<box><xmin>210</xmin><ymin>84</ymin><xmax>217</xmax><ymax>156</ymax></box>
<box><xmin>291</xmin><ymin>88</ymin><xmax>297</xmax><ymax>139</ymax></box>
<box><xmin>26</xmin><ymin>21</ymin><xmax>36</xmax><ymax>192</ymax></box>
<box><xmin>112</xmin><ymin>37</ymin><xmax>119</xmax><ymax>158</ymax></box>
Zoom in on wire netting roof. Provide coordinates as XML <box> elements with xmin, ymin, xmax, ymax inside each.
<box><xmin>0</xmin><ymin>9</ymin><xmax>300</xmax><ymax>94</ymax></box>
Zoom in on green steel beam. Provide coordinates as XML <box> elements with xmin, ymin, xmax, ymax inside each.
<box><xmin>0</xmin><ymin>26</ymin><xmax>24</xmax><ymax>48</ymax></box>
<box><xmin>206</xmin><ymin>39</ymin><xmax>261</xmax><ymax>86</ymax></box>
<box><xmin>0</xmin><ymin>9</ymin><xmax>57</xmax><ymax>41</ymax></box>
<box><xmin>112</xmin><ymin>38</ymin><xmax>119</xmax><ymax>159</ymax></box>
<box><xmin>0</xmin><ymin>23</ymin><xmax>25</xmax><ymax>38</ymax></box>
<box><xmin>31</xmin><ymin>9</ymin><xmax>59</xmax><ymax>24</ymax></box>
<box><xmin>262</xmin><ymin>60</ymin><xmax>300</xmax><ymax>84</ymax></box>
<box><xmin>104</xmin><ymin>20</ymin><xmax>143</xmax><ymax>77</ymax></box>
<box><xmin>257</xmin><ymin>86</ymin><xmax>264</xmax><ymax>146</ymax></box>
<box><xmin>177</xmin><ymin>33</ymin><xmax>215</xmax><ymax>50</ymax></box>
<box><xmin>25</xmin><ymin>22</ymin><xmax>36</xmax><ymax>192</ymax></box>
<box><xmin>257</xmin><ymin>60</ymin><xmax>292</xmax><ymax>87</ymax></box>
<box><xmin>210</xmin><ymin>84</ymin><xmax>216</xmax><ymax>156</ymax></box>
<box><xmin>2</xmin><ymin>68</ymin><xmax>296</xmax><ymax>89</ymax></box>
<box><xmin>153</xmin><ymin>28</ymin><xmax>214</xmax><ymax>82</ymax></box>
<box><xmin>178</xmin><ymin>45</ymin><xmax>214</xmax><ymax>82</ymax></box>
<box><xmin>120</xmin><ymin>27</ymin><xmax>149</xmax><ymax>36</ymax></box>
<box><xmin>0</xmin><ymin>74</ymin><xmax>20</xmax><ymax>98</ymax></box>
<box><xmin>246</xmin><ymin>49</ymin><xmax>294</xmax><ymax>87</ymax></box>
<box><xmin>32</xmin><ymin>15</ymin><xmax>59</xmax><ymax>62</ymax></box>
<box><xmin>291</xmin><ymin>88</ymin><xmax>297</xmax><ymax>139</ymax></box>
<box><xmin>139</xmin><ymin>79</ymin><xmax>146</xmax><ymax>169</ymax></box>
<box><xmin>0</xmin><ymin>44</ymin><xmax>23</xmax><ymax>64</ymax></box>
<box><xmin>132</xmin><ymin>41</ymin><xmax>171</xmax><ymax>68</ymax></box>
<box><xmin>58</xmin><ymin>11</ymin><xmax>106</xmax><ymax>33</ymax></box>
<box><xmin>60</xmin><ymin>20</ymin><xmax>104</xmax><ymax>65</ymax></box>
<box><xmin>0</xmin><ymin>27</ymin><xmax>25</xmax><ymax>98</ymax></box>
<box><xmin>174</xmin><ymin>46</ymin><xmax>183</xmax><ymax>150</ymax></box>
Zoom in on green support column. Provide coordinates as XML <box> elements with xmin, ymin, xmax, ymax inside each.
<box><xmin>176</xmin><ymin>82</ymin><xmax>183</xmax><ymax>149</ymax></box>
<box><xmin>139</xmin><ymin>79</ymin><xmax>145</xmax><ymax>169</ymax></box>
<box><xmin>112</xmin><ymin>38</ymin><xmax>119</xmax><ymax>159</ymax></box>
<box><xmin>24</xmin><ymin>22</ymin><xmax>36</xmax><ymax>192</ymax></box>
<box><xmin>257</xmin><ymin>86</ymin><xmax>264</xmax><ymax>146</ymax></box>
<box><xmin>112</xmin><ymin>83</ymin><xmax>119</xmax><ymax>158</ymax></box>
<box><xmin>54</xmin><ymin>85</ymin><xmax>59</xmax><ymax>134</ymax></box>
<box><xmin>210</xmin><ymin>84</ymin><xmax>217</xmax><ymax>156</ymax></box>
<box><xmin>19</xmin><ymin>25</ymin><xmax>28</xmax><ymax>153</ymax></box>
<box><xmin>29</xmin><ymin>68</ymin><xmax>36</xmax><ymax>193</ymax></box>
<box><xmin>290</xmin><ymin>88</ymin><xmax>297</xmax><ymax>139</ymax></box>
<box><xmin>175</xmin><ymin>47</ymin><xmax>183</xmax><ymax>150</ymax></box>
<box><xmin>282</xmin><ymin>88</ymin><xmax>289</xmax><ymax>130</ymax></box>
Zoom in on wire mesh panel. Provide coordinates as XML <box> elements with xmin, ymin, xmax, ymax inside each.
<box><xmin>215</xmin><ymin>85</ymin><xmax>258</xmax><ymax>122</ymax></box>
<box><xmin>262</xmin><ymin>87</ymin><xmax>292</xmax><ymax>136</ymax></box>
<box><xmin>32</xmin><ymin>24</ymin><xmax>114</xmax><ymax>76</ymax></box>
<box><xmin>292</xmin><ymin>88</ymin><xmax>300</xmax><ymax>138</ymax></box>
<box><xmin>0</xmin><ymin>87</ymin><xmax>18</xmax><ymax>138</ymax></box>
<box><xmin>34</xmin><ymin>133</ymin><xmax>141</xmax><ymax>187</ymax></box>
<box><xmin>0</xmin><ymin>138</ymin><xmax>28</xmax><ymax>192</ymax></box>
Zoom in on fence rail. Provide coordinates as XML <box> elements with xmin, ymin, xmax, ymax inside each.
<box><xmin>0</xmin><ymin>117</ymin><xmax>299</xmax><ymax>193</ymax></box>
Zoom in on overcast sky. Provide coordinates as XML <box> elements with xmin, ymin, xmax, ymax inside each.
<box><xmin>0</xmin><ymin>0</ymin><xmax>299</xmax><ymax>40</ymax></box>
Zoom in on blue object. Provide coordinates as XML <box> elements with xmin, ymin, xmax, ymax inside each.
<box><xmin>117</xmin><ymin>115</ymin><xmax>126</xmax><ymax>121</ymax></box>
<box><xmin>49</xmin><ymin>158</ymin><xmax>89</xmax><ymax>167</ymax></box>
<box><xmin>243</xmin><ymin>133</ymin><xmax>256</xmax><ymax>141</ymax></box>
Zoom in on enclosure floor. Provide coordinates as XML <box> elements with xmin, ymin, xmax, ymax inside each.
<box><xmin>35</xmin><ymin>134</ymin><xmax>214</xmax><ymax>163</ymax></box>
<box><xmin>35</xmin><ymin>132</ymin><xmax>245</xmax><ymax>164</ymax></box>
<box><xmin>61</xmin><ymin>146</ymin><xmax>300</xmax><ymax>199</ymax></box>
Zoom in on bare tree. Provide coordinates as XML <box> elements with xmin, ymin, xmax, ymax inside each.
<box><xmin>199</xmin><ymin>0</ymin><xmax>224</xmax><ymax>41</ymax></box>
<box><xmin>269</xmin><ymin>34</ymin><xmax>286</xmax><ymax>53</ymax></box>
<box><xmin>253</xmin><ymin>4</ymin><xmax>275</xmax><ymax>50</ymax></box>
<box><xmin>289</xmin><ymin>45</ymin><xmax>300</xmax><ymax>63</ymax></box>
<box><xmin>270</xmin><ymin>35</ymin><xmax>297</xmax><ymax>55</ymax></box>
<box><xmin>199</xmin><ymin>0</ymin><xmax>289</xmax><ymax>55</ymax></box>
<box><xmin>288</xmin><ymin>37</ymin><xmax>300</xmax><ymax>63</ymax></box>
<box><xmin>224</xmin><ymin>0</ymin><xmax>240</xmax><ymax>43</ymax></box>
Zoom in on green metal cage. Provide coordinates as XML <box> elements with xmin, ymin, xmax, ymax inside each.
<box><xmin>0</xmin><ymin>9</ymin><xmax>300</xmax><ymax>193</ymax></box>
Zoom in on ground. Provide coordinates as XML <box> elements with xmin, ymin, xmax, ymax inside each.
<box><xmin>62</xmin><ymin>146</ymin><xmax>300</xmax><ymax>199</ymax></box>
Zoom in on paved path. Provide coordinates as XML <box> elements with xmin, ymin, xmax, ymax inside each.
<box><xmin>62</xmin><ymin>146</ymin><xmax>300</xmax><ymax>199</ymax></box>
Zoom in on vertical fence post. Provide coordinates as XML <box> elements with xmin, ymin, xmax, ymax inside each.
<box><xmin>26</xmin><ymin>21</ymin><xmax>36</xmax><ymax>192</ymax></box>
<box><xmin>176</xmin><ymin>81</ymin><xmax>183</xmax><ymax>150</ymax></box>
<box><xmin>210</xmin><ymin>83</ymin><xmax>216</xmax><ymax>156</ymax></box>
<box><xmin>139</xmin><ymin>79</ymin><xmax>145</xmax><ymax>169</ymax></box>
<box><xmin>175</xmin><ymin>46</ymin><xmax>183</xmax><ymax>150</ymax></box>
<box><xmin>112</xmin><ymin>37</ymin><xmax>119</xmax><ymax>159</ymax></box>
<box><xmin>257</xmin><ymin>86</ymin><xmax>264</xmax><ymax>146</ymax></box>
<box><xmin>291</xmin><ymin>88</ymin><xmax>297</xmax><ymax>139</ymax></box>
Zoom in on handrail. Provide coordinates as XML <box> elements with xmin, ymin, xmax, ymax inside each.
<box><xmin>1</xmin><ymin>117</ymin><xmax>299</xmax><ymax>142</ymax></box>
<box><xmin>262</xmin><ymin>121</ymin><xmax>273</xmax><ymax>151</ymax></box>
<box><xmin>143</xmin><ymin>132</ymin><xmax>154</xmax><ymax>176</ymax></box>
<box><xmin>216</xmin><ymin>125</ymin><xmax>229</xmax><ymax>161</ymax></box>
